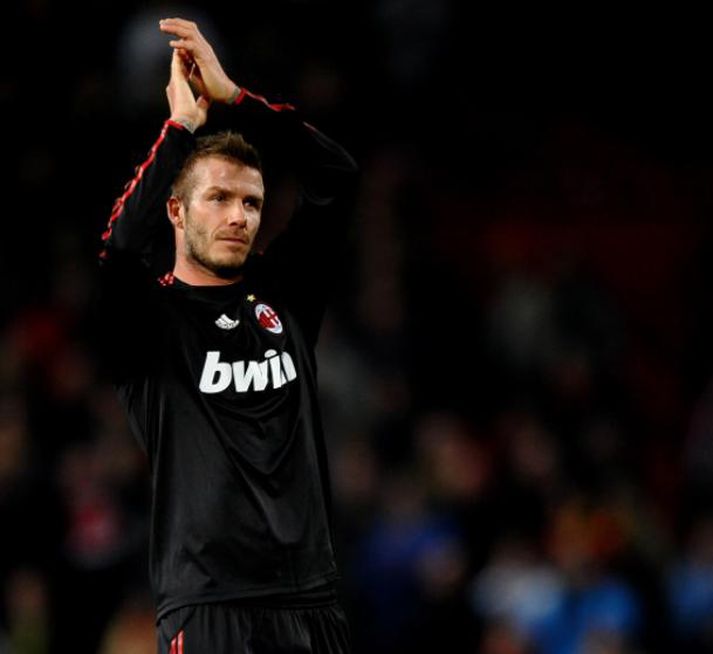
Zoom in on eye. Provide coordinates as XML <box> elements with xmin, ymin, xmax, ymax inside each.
<box><xmin>210</xmin><ymin>192</ymin><xmax>226</xmax><ymax>202</ymax></box>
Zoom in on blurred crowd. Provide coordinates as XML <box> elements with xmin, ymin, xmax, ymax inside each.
<box><xmin>3</xmin><ymin>1</ymin><xmax>713</xmax><ymax>653</ymax></box>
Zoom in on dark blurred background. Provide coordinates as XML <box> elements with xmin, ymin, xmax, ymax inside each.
<box><xmin>3</xmin><ymin>2</ymin><xmax>713</xmax><ymax>653</ymax></box>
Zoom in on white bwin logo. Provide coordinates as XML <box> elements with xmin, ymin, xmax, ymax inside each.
<box><xmin>199</xmin><ymin>350</ymin><xmax>297</xmax><ymax>393</ymax></box>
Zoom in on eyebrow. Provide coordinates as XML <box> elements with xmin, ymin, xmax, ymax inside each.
<box><xmin>204</xmin><ymin>185</ymin><xmax>264</xmax><ymax>198</ymax></box>
<box><xmin>204</xmin><ymin>185</ymin><xmax>265</xmax><ymax>206</ymax></box>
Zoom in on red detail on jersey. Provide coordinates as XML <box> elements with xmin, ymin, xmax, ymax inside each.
<box><xmin>158</xmin><ymin>271</ymin><xmax>175</xmax><ymax>287</ymax></box>
<box><xmin>166</xmin><ymin>119</ymin><xmax>189</xmax><ymax>130</ymax></box>
<box><xmin>233</xmin><ymin>87</ymin><xmax>296</xmax><ymax>113</ymax></box>
<box><xmin>100</xmin><ymin>120</ymin><xmax>183</xmax><ymax>256</ymax></box>
<box><xmin>255</xmin><ymin>303</ymin><xmax>283</xmax><ymax>334</ymax></box>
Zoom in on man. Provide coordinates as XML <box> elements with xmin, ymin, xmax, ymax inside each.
<box><xmin>98</xmin><ymin>17</ymin><xmax>357</xmax><ymax>653</ymax></box>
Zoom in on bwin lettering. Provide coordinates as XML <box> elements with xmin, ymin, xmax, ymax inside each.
<box><xmin>199</xmin><ymin>350</ymin><xmax>298</xmax><ymax>394</ymax></box>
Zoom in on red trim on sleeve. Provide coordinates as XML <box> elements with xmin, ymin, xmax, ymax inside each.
<box><xmin>166</xmin><ymin>119</ymin><xmax>188</xmax><ymax>130</ymax></box>
<box><xmin>233</xmin><ymin>86</ymin><xmax>296</xmax><ymax>112</ymax></box>
<box><xmin>100</xmin><ymin>120</ymin><xmax>178</xmax><ymax>251</ymax></box>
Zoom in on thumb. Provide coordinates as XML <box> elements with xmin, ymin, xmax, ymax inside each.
<box><xmin>196</xmin><ymin>95</ymin><xmax>211</xmax><ymax>111</ymax></box>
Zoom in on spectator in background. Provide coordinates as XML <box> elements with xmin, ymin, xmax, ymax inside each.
<box><xmin>471</xmin><ymin>495</ymin><xmax>644</xmax><ymax>654</ymax></box>
<box><xmin>668</xmin><ymin>513</ymin><xmax>713</xmax><ymax>652</ymax></box>
<box><xmin>350</xmin><ymin>471</ymin><xmax>471</xmax><ymax>653</ymax></box>
<box><xmin>3</xmin><ymin>568</ymin><xmax>50</xmax><ymax>654</ymax></box>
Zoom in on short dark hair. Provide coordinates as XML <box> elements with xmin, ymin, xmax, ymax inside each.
<box><xmin>172</xmin><ymin>131</ymin><xmax>263</xmax><ymax>204</ymax></box>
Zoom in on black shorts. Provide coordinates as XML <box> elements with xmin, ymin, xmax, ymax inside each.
<box><xmin>157</xmin><ymin>600</ymin><xmax>351</xmax><ymax>654</ymax></box>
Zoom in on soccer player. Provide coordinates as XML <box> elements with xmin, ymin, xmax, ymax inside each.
<box><xmin>98</xmin><ymin>17</ymin><xmax>357</xmax><ymax>653</ymax></box>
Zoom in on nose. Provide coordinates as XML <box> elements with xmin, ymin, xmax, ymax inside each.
<box><xmin>227</xmin><ymin>202</ymin><xmax>248</xmax><ymax>228</ymax></box>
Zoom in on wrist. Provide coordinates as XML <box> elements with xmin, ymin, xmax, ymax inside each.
<box><xmin>224</xmin><ymin>82</ymin><xmax>241</xmax><ymax>104</ymax></box>
<box><xmin>168</xmin><ymin>116</ymin><xmax>196</xmax><ymax>133</ymax></box>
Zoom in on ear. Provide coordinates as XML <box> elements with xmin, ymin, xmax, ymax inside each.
<box><xmin>167</xmin><ymin>196</ymin><xmax>185</xmax><ymax>229</ymax></box>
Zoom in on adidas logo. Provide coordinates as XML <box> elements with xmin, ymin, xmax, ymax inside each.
<box><xmin>215</xmin><ymin>314</ymin><xmax>240</xmax><ymax>330</ymax></box>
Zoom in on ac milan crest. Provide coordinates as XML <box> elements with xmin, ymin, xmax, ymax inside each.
<box><xmin>255</xmin><ymin>303</ymin><xmax>283</xmax><ymax>334</ymax></box>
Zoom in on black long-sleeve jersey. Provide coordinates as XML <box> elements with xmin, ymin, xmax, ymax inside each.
<box><xmin>98</xmin><ymin>89</ymin><xmax>358</xmax><ymax>620</ymax></box>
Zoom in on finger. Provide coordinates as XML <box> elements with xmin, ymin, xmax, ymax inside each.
<box><xmin>177</xmin><ymin>48</ymin><xmax>195</xmax><ymax>71</ymax></box>
<box><xmin>160</xmin><ymin>16</ymin><xmax>197</xmax><ymax>28</ymax></box>
<box><xmin>161</xmin><ymin>25</ymin><xmax>193</xmax><ymax>39</ymax></box>
<box><xmin>160</xmin><ymin>20</ymin><xmax>209</xmax><ymax>54</ymax></box>
<box><xmin>170</xmin><ymin>49</ymin><xmax>189</xmax><ymax>82</ymax></box>
<box><xmin>177</xmin><ymin>48</ymin><xmax>193</xmax><ymax>63</ymax></box>
<box><xmin>159</xmin><ymin>18</ymin><xmax>198</xmax><ymax>37</ymax></box>
<box><xmin>170</xmin><ymin>49</ymin><xmax>181</xmax><ymax>73</ymax></box>
<box><xmin>169</xmin><ymin>39</ymin><xmax>193</xmax><ymax>51</ymax></box>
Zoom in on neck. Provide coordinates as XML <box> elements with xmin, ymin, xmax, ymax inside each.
<box><xmin>173</xmin><ymin>257</ymin><xmax>243</xmax><ymax>286</ymax></box>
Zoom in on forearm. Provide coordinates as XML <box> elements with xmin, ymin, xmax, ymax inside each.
<box><xmin>100</xmin><ymin>120</ymin><xmax>195</xmax><ymax>262</ymax></box>
<box><xmin>230</xmin><ymin>88</ymin><xmax>358</xmax><ymax>200</ymax></box>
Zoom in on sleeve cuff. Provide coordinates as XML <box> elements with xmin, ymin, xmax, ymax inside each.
<box><xmin>227</xmin><ymin>86</ymin><xmax>243</xmax><ymax>105</ymax></box>
<box><xmin>230</xmin><ymin>86</ymin><xmax>295</xmax><ymax>112</ymax></box>
<box><xmin>165</xmin><ymin>118</ymin><xmax>196</xmax><ymax>133</ymax></box>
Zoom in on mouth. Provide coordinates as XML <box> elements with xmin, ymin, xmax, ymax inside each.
<box><xmin>217</xmin><ymin>236</ymin><xmax>249</xmax><ymax>245</ymax></box>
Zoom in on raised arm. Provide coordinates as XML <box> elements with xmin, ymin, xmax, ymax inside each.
<box><xmin>96</xmin><ymin>41</ymin><xmax>218</xmax><ymax>381</ymax></box>
<box><xmin>100</xmin><ymin>48</ymin><xmax>210</xmax><ymax>266</ymax></box>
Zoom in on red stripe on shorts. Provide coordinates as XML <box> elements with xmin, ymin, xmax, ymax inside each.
<box><xmin>169</xmin><ymin>629</ymin><xmax>185</xmax><ymax>654</ymax></box>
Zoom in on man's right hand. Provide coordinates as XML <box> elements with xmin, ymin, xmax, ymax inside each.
<box><xmin>166</xmin><ymin>49</ymin><xmax>210</xmax><ymax>132</ymax></box>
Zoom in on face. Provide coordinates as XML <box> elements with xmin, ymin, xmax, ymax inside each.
<box><xmin>173</xmin><ymin>156</ymin><xmax>264</xmax><ymax>278</ymax></box>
